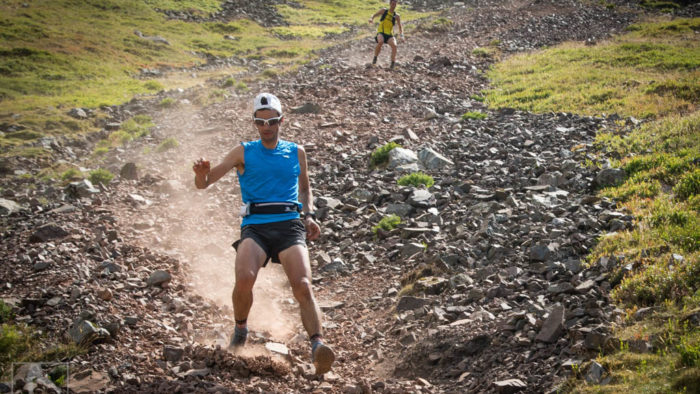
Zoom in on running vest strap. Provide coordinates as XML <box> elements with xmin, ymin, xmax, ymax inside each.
<box><xmin>378</xmin><ymin>10</ymin><xmax>398</xmax><ymax>35</ymax></box>
<box><xmin>237</xmin><ymin>139</ymin><xmax>301</xmax><ymax>226</ymax></box>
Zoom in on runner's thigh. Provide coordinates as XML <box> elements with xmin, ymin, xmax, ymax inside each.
<box><xmin>235</xmin><ymin>238</ymin><xmax>267</xmax><ymax>277</ymax></box>
<box><xmin>278</xmin><ymin>244</ymin><xmax>312</xmax><ymax>282</ymax></box>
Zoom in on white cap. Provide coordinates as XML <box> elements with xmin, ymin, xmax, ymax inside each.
<box><xmin>253</xmin><ymin>93</ymin><xmax>282</xmax><ymax>116</ymax></box>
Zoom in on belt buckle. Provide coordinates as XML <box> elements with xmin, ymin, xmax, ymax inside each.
<box><xmin>239</xmin><ymin>203</ymin><xmax>250</xmax><ymax>217</ymax></box>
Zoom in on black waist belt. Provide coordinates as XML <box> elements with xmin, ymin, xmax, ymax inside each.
<box><xmin>249</xmin><ymin>202</ymin><xmax>301</xmax><ymax>215</ymax></box>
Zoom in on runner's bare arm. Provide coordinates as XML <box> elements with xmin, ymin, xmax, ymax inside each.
<box><xmin>369</xmin><ymin>8</ymin><xmax>386</xmax><ymax>24</ymax></box>
<box><xmin>194</xmin><ymin>145</ymin><xmax>244</xmax><ymax>189</ymax></box>
<box><xmin>297</xmin><ymin>145</ymin><xmax>320</xmax><ymax>240</ymax></box>
<box><xmin>396</xmin><ymin>15</ymin><xmax>404</xmax><ymax>40</ymax></box>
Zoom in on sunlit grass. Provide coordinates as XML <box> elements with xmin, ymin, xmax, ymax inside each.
<box><xmin>485</xmin><ymin>16</ymin><xmax>700</xmax><ymax>393</ymax></box>
<box><xmin>0</xmin><ymin>0</ymin><xmax>432</xmax><ymax>152</ymax></box>
<box><xmin>486</xmin><ymin>18</ymin><xmax>699</xmax><ymax>118</ymax></box>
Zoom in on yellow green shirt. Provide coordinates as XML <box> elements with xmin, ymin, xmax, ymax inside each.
<box><xmin>377</xmin><ymin>10</ymin><xmax>396</xmax><ymax>35</ymax></box>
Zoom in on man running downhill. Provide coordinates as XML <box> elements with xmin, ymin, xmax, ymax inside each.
<box><xmin>193</xmin><ymin>93</ymin><xmax>335</xmax><ymax>375</ymax></box>
<box><xmin>369</xmin><ymin>0</ymin><xmax>404</xmax><ymax>69</ymax></box>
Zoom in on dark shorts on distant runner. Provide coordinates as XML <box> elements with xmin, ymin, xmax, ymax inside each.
<box><xmin>232</xmin><ymin>219</ymin><xmax>307</xmax><ymax>267</ymax></box>
<box><xmin>375</xmin><ymin>32</ymin><xmax>393</xmax><ymax>44</ymax></box>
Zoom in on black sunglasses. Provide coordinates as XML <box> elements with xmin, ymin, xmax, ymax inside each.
<box><xmin>253</xmin><ymin>116</ymin><xmax>282</xmax><ymax>126</ymax></box>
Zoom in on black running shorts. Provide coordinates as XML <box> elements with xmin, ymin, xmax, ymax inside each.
<box><xmin>232</xmin><ymin>219</ymin><xmax>307</xmax><ymax>266</ymax></box>
<box><xmin>375</xmin><ymin>32</ymin><xmax>393</xmax><ymax>44</ymax></box>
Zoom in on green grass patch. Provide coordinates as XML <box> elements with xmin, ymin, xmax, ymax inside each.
<box><xmin>590</xmin><ymin>110</ymin><xmax>700</xmax><ymax>304</ymax></box>
<box><xmin>142</xmin><ymin>0</ymin><xmax>222</xmax><ymax>14</ymax></box>
<box><xmin>372</xmin><ymin>214</ymin><xmax>401</xmax><ymax>234</ymax></box>
<box><xmin>121</xmin><ymin>115</ymin><xmax>154</xmax><ymax>137</ymax></box>
<box><xmin>0</xmin><ymin>322</ymin><xmax>85</xmax><ymax>382</ymax></box>
<box><xmin>398</xmin><ymin>172</ymin><xmax>435</xmax><ymax>188</ymax></box>
<box><xmin>674</xmin><ymin>168</ymin><xmax>700</xmax><ymax>201</ymax></box>
<box><xmin>462</xmin><ymin>111</ymin><xmax>488</xmax><ymax>120</ymax></box>
<box><xmin>0</xmin><ymin>301</ymin><xmax>13</xmax><ymax>324</ymax></box>
<box><xmin>222</xmin><ymin>77</ymin><xmax>235</xmax><ymax>87</ymax></box>
<box><xmin>60</xmin><ymin>168</ymin><xmax>82</xmax><ymax>182</ymax></box>
<box><xmin>638</xmin><ymin>0</ymin><xmax>681</xmax><ymax>11</ymax></box>
<box><xmin>235</xmin><ymin>80</ymin><xmax>248</xmax><ymax>93</ymax></box>
<box><xmin>561</xmin><ymin>302</ymin><xmax>700</xmax><ymax>393</ymax></box>
<box><xmin>602</xmin><ymin>176</ymin><xmax>661</xmax><ymax>202</ymax></box>
<box><xmin>156</xmin><ymin>137</ymin><xmax>179</xmax><ymax>152</ymax></box>
<box><xmin>472</xmin><ymin>47</ymin><xmax>496</xmax><ymax>58</ymax></box>
<box><xmin>88</xmin><ymin>168</ymin><xmax>114</xmax><ymax>185</ymax></box>
<box><xmin>370</xmin><ymin>141</ymin><xmax>401</xmax><ymax>168</ymax></box>
<box><xmin>158</xmin><ymin>97</ymin><xmax>175</xmax><ymax>108</ymax></box>
<box><xmin>0</xmin><ymin>0</ymin><xmax>431</xmax><ymax>166</ymax></box>
<box><xmin>513</xmin><ymin>20</ymin><xmax>700</xmax><ymax>392</ymax></box>
<box><xmin>417</xmin><ymin>17</ymin><xmax>454</xmax><ymax>33</ymax></box>
<box><xmin>486</xmin><ymin>18</ymin><xmax>700</xmax><ymax>118</ymax></box>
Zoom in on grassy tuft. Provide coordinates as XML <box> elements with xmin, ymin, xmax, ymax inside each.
<box><xmin>472</xmin><ymin>47</ymin><xmax>496</xmax><ymax>58</ymax></box>
<box><xmin>0</xmin><ymin>301</ymin><xmax>13</xmax><ymax>324</ymax></box>
<box><xmin>674</xmin><ymin>168</ymin><xmax>700</xmax><ymax>201</ymax></box>
<box><xmin>222</xmin><ymin>77</ymin><xmax>235</xmax><ymax>87</ymax></box>
<box><xmin>370</xmin><ymin>141</ymin><xmax>401</xmax><ymax>168</ymax></box>
<box><xmin>639</xmin><ymin>0</ymin><xmax>681</xmax><ymax>11</ymax></box>
<box><xmin>60</xmin><ymin>168</ymin><xmax>82</xmax><ymax>182</ymax></box>
<box><xmin>418</xmin><ymin>17</ymin><xmax>454</xmax><ymax>33</ymax></box>
<box><xmin>0</xmin><ymin>322</ymin><xmax>85</xmax><ymax>381</ymax></box>
<box><xmin>158</xmin><ymin>97</ymin><xmax>175</xmax><ymax>108</ymax></box>
<box><xmin>462</xmin><ymin>111</ymin><xmax>488</xmax><ymax>120</ymax></box>
<box><xmin>398</xmin><ymin>172</ymin><xmax>435</xmax><ymax>188</ymax></box>
<box><xmin>88</xmin><ymin>168</ymin><xmax>114</xmax><ymax>185</ymax></box>
<box><xmin>156</xmin><ymin>137</ymin><xmax>179</xmax><ymax>152</ymax></box>
<box><xmin>372</xmin><ymin>214</ymin><xmax>401</xmax><ymax>234</ymax></box>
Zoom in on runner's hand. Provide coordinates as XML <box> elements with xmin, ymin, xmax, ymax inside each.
<box><xmin>304</xmin><ymin>217</ymin><xmax>321</xmax><ymax>241</ymax></box>
<box><xmin>193</xmin><ymin>158</ymin><xmax>211</xmax><ymax>177</ymax></box>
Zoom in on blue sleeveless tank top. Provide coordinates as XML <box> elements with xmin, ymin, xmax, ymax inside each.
<box><xmin>237</xmin><ymin>139</ymin><xmax>301</xmax><ymax>226</ymax></box>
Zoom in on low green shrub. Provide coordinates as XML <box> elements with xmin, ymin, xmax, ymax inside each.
<box><xmin>677</xmin><ymin>338</ymin><xmax>700</xmax><ymax>367</ymax></box>
<box><xmin>159</xmin><ymin>97</ymin><xmax>175</xmax><ymax>108</ymax></box>
<box><xmin>472</xmin><ymin>47</ymin><xmax>495</xmax><ymax>58</ymax></box>
<box><xmin>262</xmin><ymin>69</ymin><xmax>278</xmax><ymax>78</ymax></box>
<box><xmin>121</xmin><ymin>116</ymin><xmax>154</xmax><ymax>139</ymax></box>
<box><xmin>398</xmin><ymin>172</ymin><xmax>435</xmax><ymax>188</ymax></box>
<box><xmin>108</xmin><ymin>130</ymin><xmax>133</xmax><ymax>145</ymax></box>
<box><xmin>157</xmin><ymin>137</ymin><xmax>179</xmax><ymax>152</ymax></box>
<box><xmin>223</xmin><ymin>77</ymin><xmax>235</xmax><ymax>87</ymax></box>
<box><xmin>93</xmin><ymin>146</ymin><xmax>109</xmax><ymax>156</ymax></box>
<box><xmin>370</xmin><ymin>142</ymin><xmax>401</xmax><ymax>168</ymax></box>
<box><xmin>674</xmin><ymin>168</ymin><xmax>700</xmax><ymax>201</ymax></box>
<box><xmin>235</xmin><ymin>81</ymin><xmax>249</xmax><ymax>93</ymax></box>
<box><xmin>0</xmin><ymin>301</ymin><xmax>12</xmax><ymax>324</ymax></box>
<box><xmin>60</xmin><ymin>168</ymin><xmax>81</xmax><ymax>181</ymax></box>
<box><xmin>612</xmin><ymin>256</ymin><xmax>700</xmax><ymax>306</ymax></box>
<box><xmin>144</xmin><ymin>80</ymin><xmax>164</xmax><ymax>91</ymax></box>
<box><xmin>0</xmin><ymin>324</ymin><xmax>31</xmax><ymax>368</ymax></box>
<box><xmin>462</xmin><ymin>111</ymin><xmax>488</xmax><ymax>120</ymax></box>
<box><xmin>88</xmin><ymin>169</ymin><xmax>114</xmax><ymax>185</ymax></box>
<box><xmin>372</xmin><ymin>214</ymin><xmax>401</xmax><ymax>233</ymax></box>
<box><xmin>604</xmin><ymin>177</ymin><xmax>661</xmax><ymax>202</ymax></box>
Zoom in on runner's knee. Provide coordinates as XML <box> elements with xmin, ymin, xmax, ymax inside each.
<box><xmin>234</xmin><ymin>270</ymin><xmax>257</xmax><ymax>291</ymax></box>
<box><xmin>290</xmin><ymin>277</ymin><xmax>313</xmax><ymax>302</ymax></box>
